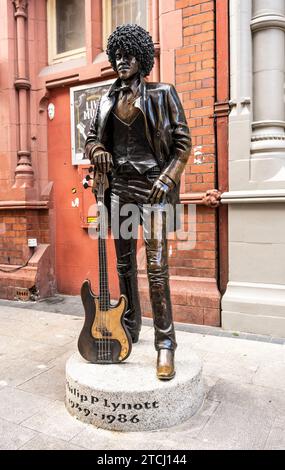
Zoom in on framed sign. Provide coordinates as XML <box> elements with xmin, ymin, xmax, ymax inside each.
<box><xmin>70</xmin><ymin>79</ymin><xmax>114</xmax><ymax>165</ymax></box>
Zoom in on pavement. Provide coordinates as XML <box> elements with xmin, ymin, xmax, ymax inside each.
<box><xmin>0</xmin><ymin>295</ymin><xmax>284</xmax><ymax>450</ymax></box>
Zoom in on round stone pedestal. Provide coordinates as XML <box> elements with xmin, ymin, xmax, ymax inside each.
<box><xmin>65</xmin><ymin>335</ymin><xmax>204</xmax><ymax>431</ymax></box>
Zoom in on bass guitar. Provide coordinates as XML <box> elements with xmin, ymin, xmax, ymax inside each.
<box><xmin>78</xmin><ymin>169</ymin><xmax>132</xmax><ymax>364</ymax></box>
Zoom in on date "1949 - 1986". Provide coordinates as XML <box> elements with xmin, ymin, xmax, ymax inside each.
<box><xmin>68</xmin><ymin>399</ymin><xmax>140</xmax><ymax>423</ymax></box>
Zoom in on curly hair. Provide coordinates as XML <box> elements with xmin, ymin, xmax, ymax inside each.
<box><xmin>106</xmin><ymin>24</ymin><xmax>155</xmax><ymax>77</ymax></box>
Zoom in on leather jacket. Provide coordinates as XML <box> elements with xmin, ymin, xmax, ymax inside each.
<box><xmin>85</xmin><ymin>77</ymin><xmax>192</xmax><ymax>230</ymax></box>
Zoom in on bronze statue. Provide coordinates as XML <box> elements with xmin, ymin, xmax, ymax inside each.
<box><xmin>85</xmin><ymin>24</ymin><xmax>191</xmax><ymax>380</ymax></box>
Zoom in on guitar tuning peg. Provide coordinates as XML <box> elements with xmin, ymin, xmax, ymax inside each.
<box><xmin>82</xmin><ymin>178</ymin><xmax>92</xmax><ymax>189</ymax></box>
<box><xmin>85</xmin><ymin>174</ymin><xmax>93</xmax><ymax>182</ymax></box>
<box><xmin>88</xmin><ymin>166</ymin><xmax>94</xmax><ymax>173</ymax></box>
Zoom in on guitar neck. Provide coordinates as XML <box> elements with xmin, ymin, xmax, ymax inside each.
<box><xmin>98</xmin><ymin>233</ymin><xmax>109</xmax><ymax>310</ymax></box>
<box><xmin>97</xmin><ymin>186</ymin><xmax>110</xmax><ymax>310</ymax></box>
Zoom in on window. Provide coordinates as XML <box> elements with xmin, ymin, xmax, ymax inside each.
<box><xmin>104</xmin><ymin>0</ymin><xmax>148</xmax><ymax>44</ymax></box>
<box><xmin>47</xmin><ymin>0</ymin><xmax>86</xmax><ymax>64</ymax></box>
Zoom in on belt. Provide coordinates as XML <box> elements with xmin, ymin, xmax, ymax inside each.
<box><xmin>113</xmin><ymin>162</ymin><xmax>160</xmax><ymax>176</ymax></box>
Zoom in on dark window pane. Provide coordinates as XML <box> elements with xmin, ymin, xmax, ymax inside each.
<box><xmin>56</xmin><ymin>0</ymin><xmax>85</xmax><ymax>54</ymax></box>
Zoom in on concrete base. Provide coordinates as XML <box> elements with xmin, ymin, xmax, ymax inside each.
<box><xmin>65</xmin><ymin>338</ymin><xmax>204</xmax><ymax>432</ymax></box>
<box><xmin>222</xmin><ymin>281</ymin><xmax>285</xmax><ymax>337</ymax></box>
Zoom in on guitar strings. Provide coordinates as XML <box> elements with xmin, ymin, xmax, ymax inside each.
<box><xmin>100</xmin><ymin>178</ymin><xmax>106</xmax><ymax>361</ymax></box>
<box><xmin>101</xmin><ymin>180</ymin><xmax>106</xmax><ymax>362</ymax></box>
<box><xmin>104</xmin><ymin>178</ymin><xmax>111</xmax><ymax>362</ymax></box>
<box><xmin>93</xmin><ymin>101</ymin><xmax>106</xmax><ymax>363</ymax></box>
<box><xmin>99</xmin><ymin>179</ymin><xmax>104</xmax><ymax>361</ymax></box>
<box><xmin>99</xmin><ymin>175</ymin><xmax>109</xmax><ymax>362</ymax></box>
<box><xmin>102</xmin><ymin>180</ymin><xmax>109</xmax><ymax>361</ymax></box>
<box><xmin>97</xmin><ymin>176</ymin><xmax>101</xmax><ymax>362</ymax></box>
<box><xmin>104</xmin><ymin>177</ymin><xmax>111</xmax><ymax>362</ymax></box>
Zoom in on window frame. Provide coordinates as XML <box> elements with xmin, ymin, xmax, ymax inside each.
<box><xmin>47</xmin><ymin>0</ymin><xmax>86</xmax><ymax>65</ymax></box>
<box><xmin>102</xmin><ymin>0</ymin><xmax>149</xmax><ymax>49</ymax></box>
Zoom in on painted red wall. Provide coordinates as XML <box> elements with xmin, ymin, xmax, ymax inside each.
<box><xmin>48</xmin><ymin>87</ymin><xmax>119</xmax><ymax>298</ymax></box>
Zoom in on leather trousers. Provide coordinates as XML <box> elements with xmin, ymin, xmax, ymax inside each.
<box><xmin>110</xmin><ymin>164</ymin><xmax>177</xmax><ymax>351</ymax></box>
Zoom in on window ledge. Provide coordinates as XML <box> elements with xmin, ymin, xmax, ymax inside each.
<box><xmin>39</xmin><ymin>52</ymin><xmax>116</xmax><ymax>89</ymax></box>
<box><xmin>93</xmin><ymin>51</ymin><xmax>108</xmax><ymax>64</ymax></box>
<box><xmin>39</xmin><ymin>57</ymin><xmax>87</xmax><ymax>77</ymax></box>
<box><xmin>93</xmin><ymin>51</ymin><xmax>114</xmax><ymax>77</ymax></box>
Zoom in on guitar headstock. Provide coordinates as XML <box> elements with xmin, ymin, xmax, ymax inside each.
<box><xmin>93</xmin><ymin>169</ymin><xmax>109</xmax><ymax>194</ymax></box>
<box><xmin>82</xmin><ymin>166</ymin><xmax>109</xmax><ymax>196</ymax></box>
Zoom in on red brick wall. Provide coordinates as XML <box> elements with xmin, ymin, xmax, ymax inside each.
<box><xmin>168</xmin><ymin>207</ymin><xmax>216</xmax><ymax>278</ymax></box>
<box><xmin>0</xmin><ymin>210</ymin><xmax>50</xmax><ymax>266</ymax></box>
<box><xmin>174</xmin><ymin>0</ymin><xmax>217</xmax><ymax>279</ymax></box>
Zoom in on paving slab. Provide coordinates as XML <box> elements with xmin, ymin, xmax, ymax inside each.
<box><xmin>265</xmin><ymin>416</ymin><xmax>285</xmax><ymax>450</ymax></box>
<box><xmin>19</xmin><ymin>433</ymin><xmax>85</xmax><ymax>450</ymax></box>
<box><xmin>0</xmin><ymin>417</ymin><xmax>37</xmax><ymax>450</ymax></box>
<box><xmin>169</xmin><ymin>398</ymin><xmax>220</xmax><ymax>437</ymax></box>
<box><xmin>252</xmin><ymin>360</ymin><xmax>285</xmax><ymax>391</ymax></box>
<box><xmin>0</xmin><ymin>314</ymin><xmax>76</xmax><ymax>347</ymax></box>
<box><xmin>21</xmin><ymin>400</ymin><xmax>86</xmax><ymax>441</ymax></box>
<box><xmin>207</xmin><ymin>379</ymin><xmax>285</xmax><ymax>413</ymax></box>
<box><xmin>70</xmin><ymin>426</ymin><xmax>138</xmax><ymax>450</ymax></box>
<box><xmin>197</xmin><ymin>400</ymin><xmax>274</xmax><ymax>450</ymax></box>
<box><xmin>0</xmin><ymin>334</ymin><xmax>72</xmax><ymax>364</ymax></box>
<box><xmin>201</xmin><ymin>351</ymin><xmax>260</xmax><ymax>384</ymax></box>
<box><xmin>0</xmin><ymin>304</ymin><xmax>284</xmax><ymax>450</ymax></box>
<box><xmin>0</xmin><ymin>387</ymin><xmax>52</xmax><ymax>424</ymax></box>
<box><xmin>17</xmin><ymin>364</ymin><xmax>67</xmax><ymax>401</ymax></box>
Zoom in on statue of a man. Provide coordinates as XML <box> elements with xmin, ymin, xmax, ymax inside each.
<box><xmin>85</xmin><ymin>24</ymin><xmax>191</xmax><ymax>380</ymax></box>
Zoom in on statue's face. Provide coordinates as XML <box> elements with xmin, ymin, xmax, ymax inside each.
<box><xmin>115</xmin><ymin>48</ymin><xmax>140</xmax><ymax>80</ymax></box>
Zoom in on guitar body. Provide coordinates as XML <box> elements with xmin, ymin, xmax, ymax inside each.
<box><xmin>78</xmin><ymin>279</ymin><xmax>132</xmax><ymax>364</ymax></box>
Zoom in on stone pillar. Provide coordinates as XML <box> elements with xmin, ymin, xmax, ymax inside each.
<box><xmin>12</xmin><ymin>0</ymin><xmax>34</xmax><ymax>189</ymax></box>
<box><xmin>221</xmin><ymin>0</ymin><xmax>285</xmax><ymax>337</ymax></box>
<box><xmin>158</xmin><ymin>0</ymin><xmax>182</xmax><ymax>84</ymax></box>
<box><xmin>227</xmin><ymin>0</ymin><xmax>253</xmax><ymax>191</ymax></box>
<box><xmin>250</xmin><ymin>0</ymin><xmax>285</xmax><ymax>182</ymax></box>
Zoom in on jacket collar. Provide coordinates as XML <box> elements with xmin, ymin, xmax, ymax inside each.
<box><xmin>107</xmin><ymin>75</ymin><xmax>146</xmax><ymax>98</ymax></box>
<box><xmin>104</xmin><ymin>75</ymin><xmax>147</xmax><ymax>117</ymax></box>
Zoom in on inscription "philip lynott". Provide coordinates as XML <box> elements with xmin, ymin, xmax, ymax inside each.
<box><xmin>66</xmin><ymin>381</ymin><xmax>160</xmax><ymax>425</ymax></box>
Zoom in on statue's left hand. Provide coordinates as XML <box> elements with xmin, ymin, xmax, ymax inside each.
<box><xmin>148</xmin><ymin>176</ymin><xmax>175</xmax><ymax>205</ymax></box>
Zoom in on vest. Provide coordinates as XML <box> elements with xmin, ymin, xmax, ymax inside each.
<box><xmin>111</xmin><ymin>111</ymin><xmax>158</xmax><ymax>174</ymax></box>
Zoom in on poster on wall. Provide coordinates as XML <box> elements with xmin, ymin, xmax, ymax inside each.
<box><xmin>70</xmin><ymin>79</ymin><xmax>114</xmax><ymax>165</ymax></box>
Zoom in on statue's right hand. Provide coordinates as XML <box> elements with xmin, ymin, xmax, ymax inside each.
<box><xmin>91</xmin><ymin>150</ymin><xmax>113</xmax><ymax>174</ymax></box>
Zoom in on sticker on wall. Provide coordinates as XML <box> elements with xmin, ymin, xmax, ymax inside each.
<box><xmin>194</xmin><ymin>146</ymin><xmax>203</xmax><ymax>165</ymax></box>
<box><xmin>87</xmin><ymin>216</ymin><xmax>97</xmax><ymax>224</ymax></box>
<box><xmin>48</xmin><ymin>103</ymin><xmax>55</xmax><ymax>120</ymax></box>
<box><xmin>71</xmin><ymin>197</ymin><xmax>80</xmax><ymax>208</ymax></box>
